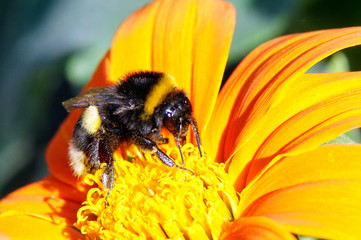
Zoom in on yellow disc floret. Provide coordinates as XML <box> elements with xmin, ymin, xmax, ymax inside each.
<box><xmin>76</xmin><ymin>143</ymin><xmax>239</xmax><ymax>240</ymax></box>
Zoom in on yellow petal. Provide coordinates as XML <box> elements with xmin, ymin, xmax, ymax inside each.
<box><xmin>239</xmin><ymin>145</ymin><xmax>361</xmax><ymax>240</ymax></box>
<box><xmin>111</xmin><ymin>0</ymin><xmax>235</xmax><ymax>132</ymax></box>
<box><xmin>221</xmin><ymin>216</ymin><xmax>296</xmax><ymax>240</ymax></box>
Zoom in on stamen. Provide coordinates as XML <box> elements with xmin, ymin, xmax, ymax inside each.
<box><xmin>76</xmin><ymin>143</ymin><xmax>239</xmax><ymax>240</ymax></box>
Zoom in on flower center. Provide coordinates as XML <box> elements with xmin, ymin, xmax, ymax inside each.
<box><xmin>75</xmin><ymin>143</ymin><xmax>239</xmax><ymax>240</ymax></box>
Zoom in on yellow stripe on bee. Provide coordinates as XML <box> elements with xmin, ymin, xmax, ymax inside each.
<box><xmin>141</xmin><ymin>73</ymin><xmax>177</xmax><ymax>120</ymax></box>
<box><xmin>82</xmin><ymin>106</ymin><xmax>102</xmax><ymax>134</ymax></box>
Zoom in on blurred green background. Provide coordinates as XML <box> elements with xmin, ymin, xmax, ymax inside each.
<box><xmin>1</xmin><ymin>0</ymin><xmax>361</xmax><ymax>203</ymax></box>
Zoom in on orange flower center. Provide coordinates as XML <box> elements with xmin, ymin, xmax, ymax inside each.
<box><xmin>75</xmin><ymin>143</ymin><xmax>239</xmax><ymax>239</ymax></box>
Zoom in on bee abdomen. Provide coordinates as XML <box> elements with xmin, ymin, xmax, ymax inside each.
<box><xmin>68</xmin><ymin>109</ymin><xmax>101</xmax><ymax>176</ymax></box>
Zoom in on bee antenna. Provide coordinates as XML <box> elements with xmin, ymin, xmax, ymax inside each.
<box><xmin>190</xmin><ymin>115</ymin><xmax>203</xmax><ymax>157</ymax></box>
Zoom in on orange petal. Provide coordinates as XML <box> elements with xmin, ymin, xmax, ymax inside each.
<box><xmin>238</xmin><ymin>145</ymin><xmax>361</xmax><ymax>239</ymax></box>
<box><xmin>111</xmin><ymin>0</ymin><xmax>235</xmax><ymax>132</ymax></box>
<box><xmin>0</xmin><ymin>175</ymin><xmax>83</xmax><ymax>224</ymax></box>
<box><xmin>205</xmin><ymin>27</ymin><xmax>361</xmax><ymax>162</ymax></box>
<box><xmin>0</xmin><ymin>175</ymin><xmax>84</xmax><ymax>239</ymax></box>
<box><xmin>230</xmin><ymin>71</ymin><xmax>361</xmax><ymax>188</ymax></box>
<box><xmin>46</xmin><ymin>53</ymin><xmax>111</xmax><ymax>187</ymax></box>
<box><xmin>221</xmin><ymin>216</ymin><xmax>296</xmax><ymax>240</ymax></box>
<box><xmin>0</xmin><ymin>213</ymin><xmax>84</xmax><ymax>240</ymax></box>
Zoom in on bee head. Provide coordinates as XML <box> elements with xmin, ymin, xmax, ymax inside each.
<box><xmin>161</xmin><ymin>90</ymin><xmax>203</xmax><ymax>161</ymax></box>
<box><xmin>162</xmin><ymin>91</ymin><xmax>192</xmax><ymax>139</ymax></box>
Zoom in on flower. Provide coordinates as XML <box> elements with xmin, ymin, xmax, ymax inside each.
<box><xmin>1</xmin><ymin>0</ymin><xmax>361</xmax><ymax>239</ymax></box>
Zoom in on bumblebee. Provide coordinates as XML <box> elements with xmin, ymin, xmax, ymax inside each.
<box><xmin>63</xmin><ymin>71</ymin><xmax>202</xmax><ymax>190</ymax></box>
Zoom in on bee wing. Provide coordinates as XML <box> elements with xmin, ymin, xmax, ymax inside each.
<box><xmin>63</xmin><ymin>87</ymin><xmax>137</xmax><ymax>112</ymax></box>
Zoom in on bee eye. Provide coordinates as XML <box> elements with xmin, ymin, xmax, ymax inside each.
<box><xmin>164</xmin><ymin>109</ymin><xmax>176</xmax><ymax>132</ymax></box>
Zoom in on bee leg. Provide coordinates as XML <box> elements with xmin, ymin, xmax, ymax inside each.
<box><xmin>102</xmin><ymin>162</ymin><xmax>114</xmax><ymax>191</ymax></box>
<box><xmin>175</xmin><ymin>137</ymin><xmax>184</xmax><ymax>166</ymax></box>
<box><xmin>132</xmin><ymin>133</ymin><xmax>194</xmax><ymax>174</ymax></box>
<box><xmin>149</xmin><ymin>129</ymin><xmax>169</xmax><ymax>145</ymax></box>
<box><xmin>154</xmin><ymin>146</ymin><xmax>176</xmax><ymax>167</ymax></box>
<box><xmin>132</xmin><ymin>133</ymin><xmax>175</xmax><ymax>166</ymax></box>
<box><xmin>98</xmin><ymin>138</ymin><xmax>116</xmax><ymax>192</ymax></box>
<box><xmin>190</xmin><ymin>115</ymin><xmax>203</xmax><ymax>158</ymax></box>
<box><xmin>155</xmin><ymin>146</ymin><xmax>193</xmax><ymax>174</ymax></box>
<box><xmin>175</xmin><ymin>122</ymin><xmax>186</xmax><ymax>166</ymax></box>
<box><xmin>88</xmin><ymin>138</ymin><xmax>101</xmax><ymax>171</ymax></box>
